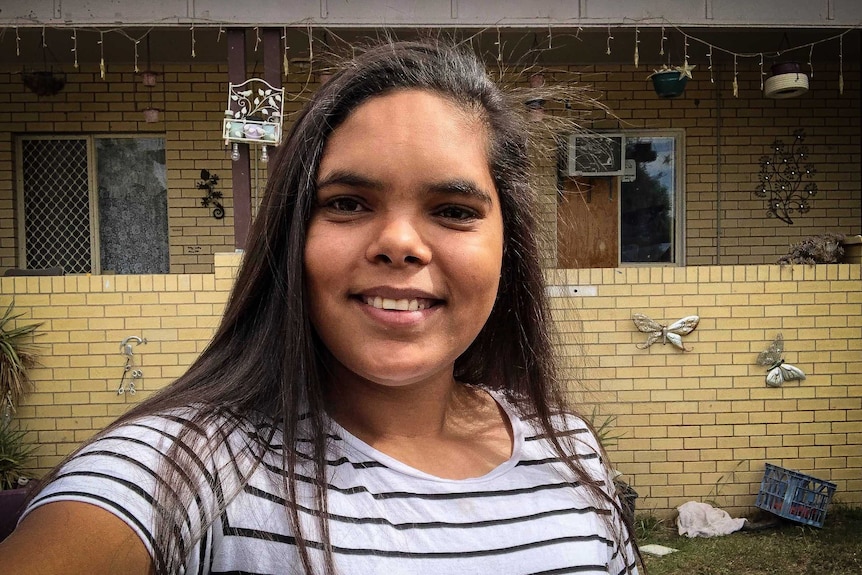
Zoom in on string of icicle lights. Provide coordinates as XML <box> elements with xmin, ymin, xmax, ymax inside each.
<box><xmin>1</xmin><ymin>20</ymin><xmax>855</xmax><ymax>95</ymax></box>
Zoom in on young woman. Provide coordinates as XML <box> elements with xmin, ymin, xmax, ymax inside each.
<box><xmin>2</xmin><ymin>41</ymin><xmax>638</xmax><ymax>574</ymax></box>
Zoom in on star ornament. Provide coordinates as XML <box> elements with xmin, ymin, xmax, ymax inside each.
<box><xmin>677</xmin><ymin>60</ymin><xmax>695</xmax><ymax>80</ymax></box>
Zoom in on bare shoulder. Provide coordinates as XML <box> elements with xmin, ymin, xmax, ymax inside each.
<box><xmin>0</xmin><ymin>501</ymin><xmax>152</xmax><ymax>575</ymax></box>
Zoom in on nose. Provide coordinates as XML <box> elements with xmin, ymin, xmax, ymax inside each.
<box><xmin>366</xmin><ymin>213</ymin><xmax>431</xmax><ymax>266</ymax></box>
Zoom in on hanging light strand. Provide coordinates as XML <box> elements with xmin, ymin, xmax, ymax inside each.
<box><xmin>732</xmin><ymin>55</ymin><xmax>739</xmax><ymax>98</ymax></box>
<box><xmin>633</xmin><ymin>26</ymin><xmax>640</xmax><ymax>68</ymax></box>
<box><xmin>190</xmin><ymin>25</ymin><xmax>196</xmax><ymax>58</ymax></box>
<box><xmin>659</xmin><ymin>25</ymin><xmax>666</xmax><ymax>56</ymax></box>
<box><xmin>134</xmin><ymin>39</ymin><xmax>140</xmax><ymax>73</ymax></box>
<box><xmin>707</xmin><ymin>45</ymin><xmax>714</xmax><ymax>84</ymax></box>
<box><xmin>282</xmin><ymin>26</ymin><xmax>290</xmax><ymax>78</ymax></box>
<box><xmin>606</xmin><ymin>25</ymin><xmax>613</xmax><ymax>56</ymax></box>
<box><xmin>839</xmin><ymin>34</ymin><xmax>844</xmax><ymax>95</ymax></box>
<box><xmin>42</xmin><ymin>26</ymin><xmax>47</xmax><ymax>48</ymax></box>
<box><xmin>98</xmin><ymin>31</ymin><xmax>106</xmax><ymax>79</ymax></box>
<box><xmin>759</xmin><ymin>53</ymin><xmax>764</xmax><ymax>91</ymax></box>
<box><xmin>71</xmin><ymin>29</ymin><xmax>79</xmax><ymax>69</ymax></box>
<box><xmin>15</xmin><ymin>27</ymin><xmax>20</xmax><ymax>57</ymax></box>
<box><xmin>808</xmin><ymin>44</ymin><xmax>814</xmax><ymax>78</ymax></box>
<box><xmin>254</xmin><ymin>26</ymin><xmax>261</xmax><ymax>52</ymax></box>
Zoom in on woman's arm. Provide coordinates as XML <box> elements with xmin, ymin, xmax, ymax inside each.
<box><xmin>0</xmin><ymin>501</ymin><xmax>153</xmax><ymax>575</ymax></box>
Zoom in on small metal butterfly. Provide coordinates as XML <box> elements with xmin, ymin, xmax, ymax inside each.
<box><xmin>632</xmin><ymin>314</ymin><xmax>700</xmax><ymax>351</ymax></box>
<box><xmin>757</xmin><ymin>334</ymin><xmax>806</xmax><ymax>387</ymax></box>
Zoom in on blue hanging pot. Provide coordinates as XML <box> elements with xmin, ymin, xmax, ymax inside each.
<box><xmin>650</xmin><ymin>70</ymin><xmax>688</xmax><ymax>98</ymax></box>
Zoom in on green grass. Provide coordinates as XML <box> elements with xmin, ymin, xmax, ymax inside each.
<box><xmin>638</xmin><ymin>506</ymin><xmax>862</xmax><ymax>575</ymax></box>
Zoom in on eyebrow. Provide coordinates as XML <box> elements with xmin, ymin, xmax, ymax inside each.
<box><xmin>316</xmin><ymin>170</ymin><xmax>494</xmax><ymax>206</ymax></box>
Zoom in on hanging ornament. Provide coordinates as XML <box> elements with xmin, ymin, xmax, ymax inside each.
<box><xmin>254</xmin><ymin>27</ymin><xmax>261</xmax><ymax>52</ymax></box>
<box><xmin>98</xmin><ymin>31</ymin><xmax>106</xmax><ymax>79</ymax></box>
<box><xmin>217</xmin><ymin>27</ymin><xmax>224</xmax><ymax>43</ymax></box>
<box><xmin>190</xmin><ymin>25</ymin><xmax>196</xmax><ymax>58</ymax></box>
<box><xmin>134</xmin><ymin>39</ymin><xmax>140</xmax><ymax>73</ymax></box>
<box><xmin>659</xmin><ymin>26</ymin><xmax>666</xmax><ymax>56</ymax></box>
<box><xmin>606</xmin><ymin>26</ymin><xmax>613</xmax><ymax>56</ymax></box>
<box><xmin>633</xmin><ymin>26</ymin><xmax>640</xmax><ymax>68</ymax></box>
<box><xmin>15</xmin><ymin>27</ymin><xmax>20</xmax><ymax>57</ymax></box>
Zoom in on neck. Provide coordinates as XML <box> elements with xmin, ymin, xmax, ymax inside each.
<box><xmin>325</xmin><ymin>367</ymin><xmax>465</xmax><ymax>441</ymax></box>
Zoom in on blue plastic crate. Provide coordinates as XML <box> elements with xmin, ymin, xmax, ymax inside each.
<box><xmin>755</xmin><ymin>463</ymin><xmax>837</xmax><ymax>528</ymax></box>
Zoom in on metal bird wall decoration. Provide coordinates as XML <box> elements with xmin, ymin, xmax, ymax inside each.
<box><xmin>632</xmin><ymin>313</ymin><xmax>700</xmax><ymax>351</ymax></box>
<box><xmin>757</xmin><ymin>334</ymin><xmax>806</xmax><ymax>387</ymax></box>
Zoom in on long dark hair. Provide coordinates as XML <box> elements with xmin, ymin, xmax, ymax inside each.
<box><xmin>37</xmin><ymin>40</ymin><xmax>632</xmax><ymax>574</ymax></box>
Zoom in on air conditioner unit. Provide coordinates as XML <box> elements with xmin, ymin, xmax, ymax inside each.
<box><xmin>567</xmin><ymin>133</ymin><xmax>625</xmax><ymax>176</ymax></box>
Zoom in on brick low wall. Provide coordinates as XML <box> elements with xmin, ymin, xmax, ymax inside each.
<box><xmin>548</xmin><ymin>264</ymin><xmax>862</xmax><ymax>515</ymax></box>
<box><xmin>2</xmin><ymin>255</ymin><xmax>860</xmax><ymax>516</ymax></box>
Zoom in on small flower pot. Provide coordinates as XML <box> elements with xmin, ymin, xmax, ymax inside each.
<box><xmin>650</xmin><ymin>70</ymin><xmax>688</xmax><ymax>98</ymax></box>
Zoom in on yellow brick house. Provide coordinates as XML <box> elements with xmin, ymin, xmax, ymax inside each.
<box><xmin>0</xmin><ymin>1</ymin><xmax>860</xmax><ymax>517</ymax></box>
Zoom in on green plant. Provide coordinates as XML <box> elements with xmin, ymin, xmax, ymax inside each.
<box><xmin>587</xmin><ymin>406</ymin><xmax>625</xmax><ymax>449</ymax></box>
<box><xmin>704</xmin><ymin>460</ymin><xmax>746</xmax><ymax>508</ymax></box>
<box><xmin>634</xmin><ymin>512</ymin><xmax>667</xmax><ymax>542</ymax></box>
<box><xmin>0</xmin><ymin>301</ymin><xmax>41</xmax><ymax>420</ymax></box>
<box><xmin>0</xmin><ymin>418</ymin><xmax>36</xmax><ymax>490</ymax></box>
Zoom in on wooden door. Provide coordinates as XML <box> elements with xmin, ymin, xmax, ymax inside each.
<box><xmin>557</xmin><ymin>176</ymin><xmax>618</xmax><ymax>269</ymax></box>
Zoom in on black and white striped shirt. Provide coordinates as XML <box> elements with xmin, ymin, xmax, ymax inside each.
<box><xmin>27</xmin><ymin>395</ymin><xmax>637</xmax><ymax>575</ymax></box>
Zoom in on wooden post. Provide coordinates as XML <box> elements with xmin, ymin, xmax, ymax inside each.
<box><xmin>227</xmin><ymin>28</ymin><xmax>252</xmax><ymax>251</ymax></box>
<box><xmin>263</xmin><ymin>28</ymin><xmax>282</xmax><ymax>180</ymax></box>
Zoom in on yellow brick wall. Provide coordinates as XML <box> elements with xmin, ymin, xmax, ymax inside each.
<box><xmin>547</xmin><ymin>263</ymin><xmax>862</xmax><ymax>515</ymax></box>
<box><xmin>2</xmin><ymin>61</ymin><xmax>859</xmax><ymax>274</ymax></box>
<box><xmin>3</xmin><ymin>255</ymin><xmax>859</xmax><ymax>517</ymax></box>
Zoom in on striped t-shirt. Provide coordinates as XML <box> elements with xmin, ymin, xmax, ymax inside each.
<box><xmin>27</xmin><ymin>396</ymin><xmax>638</xmax><ymax>575</ymax></box>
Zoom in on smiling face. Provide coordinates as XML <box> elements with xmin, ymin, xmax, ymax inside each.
<box><xmin>305</xmin><ymin>89</ymin><xmax>504</xmax><ymax>391</ymax></box>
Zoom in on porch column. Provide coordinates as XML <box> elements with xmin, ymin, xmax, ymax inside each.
<box><xmin>263</xmin><ymin>28</ymin><xmax>282</xmax><ymax>179</ymax></box>
<box><xmin>227</xmin><ymin>28</ymin><xmax>252</xmax><ymax>250</ymax></box>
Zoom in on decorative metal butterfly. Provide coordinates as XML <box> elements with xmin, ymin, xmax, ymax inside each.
<box><xmin>757</xmin><ymin>334</ymin><xmax>806</xmax><ymax>387</ymax></box>
<box><xmin>632</xmin><ymin>314</ymin><xmax>700</xmax><ymax>351</ymax></box>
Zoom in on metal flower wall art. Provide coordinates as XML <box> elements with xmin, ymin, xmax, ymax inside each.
<box><xmin>755</xmin><ymin>129</ymin><xmax>818</xmax><ymax>225</ymax></box>
<box><xmin>757</xmin><ymin>334</ymin><xmax>806</xmax><ymax>388</ymax></box>
<box><xmin>632</xmin><ymin>314</ymin><xmax>700</xmax><ymax>351</ymax></box>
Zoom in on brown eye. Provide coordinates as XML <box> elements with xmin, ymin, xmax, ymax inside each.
<box><xmin>328</xmin><ymin>197</ymin><xmax>365</xmax><ymax>212</ymax></box>
<box><xmin>436</xmin><ymin>205</ymin><xmax>479</xmax><ymax>221</ymax></box>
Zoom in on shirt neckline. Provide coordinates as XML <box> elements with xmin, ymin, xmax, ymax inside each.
<box><xmin>326</xmin><ymin>389</ymin><xmax>525</xmax><ymax>483</ymax></box>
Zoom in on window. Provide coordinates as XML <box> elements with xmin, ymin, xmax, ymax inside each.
<box><xmin>557</xmin><ymin>130</ymin><xmax>684</xmax><ymax>268</ymax></box>
<box><xmin>620</xmin><ymin>133</ymin><xmax>684</xmax><ymax>264</ymax></box>
<box><xmin>16</xmin><ymin>135</ymin><xmax>169</xmax><ymax>274</ymax></box>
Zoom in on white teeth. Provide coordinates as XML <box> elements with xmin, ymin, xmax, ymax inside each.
<box><xmin>364</xmin><ymin>296</ymin><xmax>430</xmax><ymax>311</ymax></box>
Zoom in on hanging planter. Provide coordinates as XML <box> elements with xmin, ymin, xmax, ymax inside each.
<box><xmin>648</xmin><ymin>62</ymin><xmax>695</xmax><ymax>99</ymax></box>
<box><xmin>764</xmin><ymin>62</ymin><xmax>809</xmax><ymax>99</ymax></box>
<box><xmin>21</xmin><ymin>70</ymin><xmax>66</xmax><ymax>97</ymax></box>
